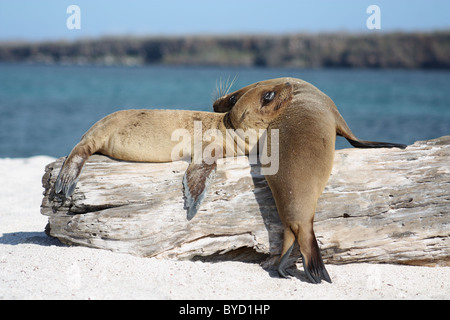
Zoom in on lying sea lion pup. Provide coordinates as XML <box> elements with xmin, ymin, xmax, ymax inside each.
<box><xmin>55</xmin><ymin>82</ymin><xmax>294</xmax><ymax>219</ymax></box>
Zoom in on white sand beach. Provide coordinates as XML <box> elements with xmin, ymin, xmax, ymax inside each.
<box><xmin>0</xmin><ymin>156</ymin><xmax>448</xmax><ymax>300</ymax></box>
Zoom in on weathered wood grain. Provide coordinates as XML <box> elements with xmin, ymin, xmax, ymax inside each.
<box><xmin>41</xmin><ymin>136</ymin><xmax>450</xmax><ymax>267</ymax></box>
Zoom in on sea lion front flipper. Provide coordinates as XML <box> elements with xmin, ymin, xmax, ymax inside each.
<box><xmin>334</xmin><ymin>107</ymin><xmax>407</xmax><ymax>149</ymax></box>
<box><xmin>183</xmin><ymin>161</ymin><xmax>217</xmax><ymax>220</ymax></box>
<box><xmin>347</xmin><ymin>139</ymin><xmax>407</xmax><ymax>149</ymax></box>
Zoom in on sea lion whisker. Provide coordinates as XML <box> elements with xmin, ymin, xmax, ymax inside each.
<box><xmin>224</xmin><ymin>74</ymin><xmax>238</xmax><ymax>96</ymax></box>
<box><xmin>213</xmin><ymin>75</ymin><xmax>238</xmax><ymax>102</ymax></box>
<box><xmin>212</xmin><ymin>79</ymin><xmax>221</xmax><ymax>102</ymax></box>
<box><xmin>213</xmin><ymin>77</ymin><xmax>226</xmax><ymax>102</ymax></box>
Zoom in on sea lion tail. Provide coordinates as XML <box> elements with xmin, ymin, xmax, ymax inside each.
<box><xmin>334</xmin><ymin>108</ymin><xmax>407</xmax><ymax>149</ymax></box>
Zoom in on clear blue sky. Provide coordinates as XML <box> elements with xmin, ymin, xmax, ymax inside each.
<box><xmin>1</xmin><ymin>0</ymin><xmax>449</xmax><ymax>42</ymax></box>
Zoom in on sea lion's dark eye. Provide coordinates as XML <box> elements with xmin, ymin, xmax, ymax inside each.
<box><xmin>229</xmin><ymin>95</ymin><xmax>237</xmax><ymax>106</ymax></box>
<box><xmin>263</xmin><ymin>91</ymin><xmax>275</xmax><ymax>103</ymax></box>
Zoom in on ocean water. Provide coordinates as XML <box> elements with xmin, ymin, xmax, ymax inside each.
<box><xmin>0</xmin><ymin>63</ymin><xmax>449</xmax><ymax>158</ymax></box>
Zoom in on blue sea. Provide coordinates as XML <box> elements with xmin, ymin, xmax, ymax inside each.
<box><xmin>0</xmin><ymin>63</ymin><xmax>449</xmax><ymax>158</ymax></box>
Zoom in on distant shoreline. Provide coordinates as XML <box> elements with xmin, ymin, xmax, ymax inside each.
<box><xmin>1</xmin><ymin>31</ymin><xmax>449</xmax><ymax>69</ymax></box>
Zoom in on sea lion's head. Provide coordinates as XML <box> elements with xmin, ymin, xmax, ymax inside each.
<box><xmin>213</xmin><ymin>83</ymin><xmax>258</xmax><ymax>113</ymax></box>
<box><xmin>213</xmin><ymin>77</ymin><xmax>297</xmax><ymax>113</ymax></box>
<box><xmin>229</xmin><ymin>82</ymin><xmax>294</xmax><ymax>130</ymax></box>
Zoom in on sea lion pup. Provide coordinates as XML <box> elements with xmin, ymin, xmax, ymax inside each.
<box><xmin>214</xmin><ymin>77</ymin><xmax>407</xmax><ymax>149</ymax></box>
<box><xmin>265</xmin><ymin>80</ymin><xmax>407</xmax><ymax>284</ymax></box>
<box><xmin>215</xmin><ymin>78</ymin><xmax>405</xmax><ymax>284</ymax></box>
<box><xmin>54</xmin><ymin>82</ymin><xmax>294</xmax><ymax>219</ymax></box>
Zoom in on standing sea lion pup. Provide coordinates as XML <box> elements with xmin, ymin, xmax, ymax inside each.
<box><xmin>54</xmin><ymin>82</ymin><xmax>294</xmax><ymax>219</ymax></box>
<box><xmin>214</xmin><ymin>77</ymin><xmax>406</xmax><ymax>284</ymax></box>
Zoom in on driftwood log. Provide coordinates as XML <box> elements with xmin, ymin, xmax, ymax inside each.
<box><xmin>41</xmin><ymin>136</ymin><xmax>450</xmax><ymax>267</ymax></box>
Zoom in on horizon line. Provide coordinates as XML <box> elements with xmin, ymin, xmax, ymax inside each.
<box><xmin>2</xmin><ymin>28</ymin><xmax>450</xmax><ymax>45</ymax></box>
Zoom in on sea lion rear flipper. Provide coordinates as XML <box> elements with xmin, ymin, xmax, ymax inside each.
<box><xmin>55</xmin><ymin>154</ymin><xmax>86</xmax><ymax>198</ymax></box>
<box><xmin>277</xmin><ymin>227</ymin><xmax>297</xmax><ymax>278</ymax></box>
<box><xmin>301</xmin><ymin>236</ymin><xmax>332</xmax><ymax>284</ymax></box>
<box><xmin>278</xmin><ymin>243</ymin><xmax>295</xmax><ymax>278</ymax></box>
<box><xmin>183</xmin><ymin>161</ymin><xmax>217</xmax><ymax>220</ymax></box>
<box><xmin>302</xmin><ymin>253</ymin><xmax>332</xmax><ymax>284</ymax></box>
<box><xmin>55</xmin><ymin>141</ymin><xmax>93</xmax><ymax>198</ymax></box>
<box><xmin>54</xmin><ymin>174</ymin><xmax>79</xmax><ymax>198</ymax></box>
